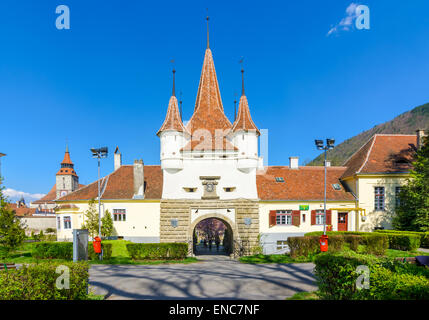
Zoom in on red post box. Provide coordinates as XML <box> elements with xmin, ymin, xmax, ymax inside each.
<box><xmin>320</xmin><ymin>234</ymin><xmax>328</xmax><ymax>252</ymax></box>
<box><xmin>93</xmin><ymin>236</ymin><xmax>102</xmax><ymax>254</ymax></box>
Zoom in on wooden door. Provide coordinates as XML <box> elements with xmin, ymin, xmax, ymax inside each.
<box><xmin>337</xmin><ymin>212</ymin><xmax>348</xmax><ymax>231</ymax></box>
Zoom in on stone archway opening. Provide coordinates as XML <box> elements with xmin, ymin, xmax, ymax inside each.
<box><xmin>192</xmin><ymin>217</ymin><xmax>233</xmax><ymax>256</ymax></box>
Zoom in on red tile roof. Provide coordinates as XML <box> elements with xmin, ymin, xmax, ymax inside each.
<box><xmin>341</xmin><ymin>134</ymin><xmax>417</xmax><ymax>178</ymax></box>
<box><xmin>7</xmin><ymin>203</ymin><xmax>37</xmax><ymax>217</ymax></box>
<box><xmin>32</xmin><ymin>183</ymin><xmax>85</xmax><ymax>204</ymax></box>
<box><xmin>57</xmin><ymin>165</ymin><xmax>163</xmax><ymax>201</ymax></box>
<box><xmin>257</xmin><ymin>166</ymin><xmax>355</xmax><ymax>201</ymax></box>
<box><xmin>231</xmin><ymin>95</ymin><xmax>260</xmax><ymax>135</ymax></box>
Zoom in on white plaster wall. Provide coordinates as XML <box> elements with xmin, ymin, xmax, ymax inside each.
<box><xmin>357</xmin><ymin>176</ymin><xmax>407</xmax><ymax>231</ymax></box>
<box><xmin>55</xmin><ymin>201</ymin><xmax>161</xmax><ymax>241</ymax></box>
<box><xmin>259</xmin><ymin>201</ymin><xmax>357</xmax><ymax>235</ymax></box>
<box><xmin>161</xmin><ymin>156</ymin><xmax>258</xmax><ymax>199</ymax></box>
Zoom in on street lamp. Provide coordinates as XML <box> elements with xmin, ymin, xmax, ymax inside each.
<box><xmin>90</xmin><ymin>147</ymin><xmax>108</xmax><ymax>259</ymax></box>
<box><xmin>314</xmin><ymin>138</ymin><xmax>335</xmax><ymax>236</ymax></box>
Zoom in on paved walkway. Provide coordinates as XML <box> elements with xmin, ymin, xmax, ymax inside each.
<box><xmin>89</xmin><ymin>258</ymin><xmax>316</xmax><ymax>300</ymax></box>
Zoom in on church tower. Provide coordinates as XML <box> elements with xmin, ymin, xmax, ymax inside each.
<box><xmin>55</xmin><ymin>146</ymin><xmax>79</xmax><ymax>199</ymax></box>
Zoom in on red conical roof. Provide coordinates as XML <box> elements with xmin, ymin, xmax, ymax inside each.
<box><xmin>157</xmin><ymin>95</ymin><xmax>187</xmax><ymax>135</ymax></box>
<box><xmin>186</xmin><ymin>48</ymin><xmax>232</xmax><ymax>136</ymax></box>
<box><xmin>183</xmin><ymin>48</ymin><xmax>236</xmax><ymax>151</ymax></box>
<box><xmin>56</xmin><ymin>148</ymin><xmax>78</xmax><ymax>177</ymax></box>
<box><xmin>231</xmin><ymin>95</ymin><xmax>260</xmax><ymax>135</ymax></box>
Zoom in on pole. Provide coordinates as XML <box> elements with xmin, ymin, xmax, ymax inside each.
<box><xmin>97</xmin><ymin>156</ymin><xmax>102</xmax><ymax>260</ymax></box>
<box><xmin>324</xmin><ymin>148</ymin><xmax>327</xmax><ymax>236</ymax></box>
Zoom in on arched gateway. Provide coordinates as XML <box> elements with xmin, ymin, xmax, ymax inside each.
<box><xmin>189</xmin><ymin>214</ymin><xmax>235</xmax><ymax>256</ymax></box>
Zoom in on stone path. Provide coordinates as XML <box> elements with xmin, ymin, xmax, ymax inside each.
<box><xmin>89</xmin><ymin>258</ymin><xmax>316</xmax><ymax>300</ymax></box>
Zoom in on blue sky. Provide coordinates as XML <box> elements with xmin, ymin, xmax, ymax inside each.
<box><xmin>1</xmin><ymin>0</ymin><xmax>428</xmax><ymax>201</ymax></box>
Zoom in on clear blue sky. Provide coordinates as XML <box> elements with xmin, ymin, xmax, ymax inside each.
<box><xmin>1</xmin><ymin>0</ymin><xmax>428</xmax><ymax>201</ymax></box>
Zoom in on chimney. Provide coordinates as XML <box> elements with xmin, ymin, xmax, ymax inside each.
<box><xmin>114</xmin><ymin>146</ymin><xmax>122</xmax><ymax>171</ymax></box>
<box><xmin>416</xmin><ymin>129</ymin><xmax>426</xmax><ymax>150</ymax></box>
<box><xmin>289</xmin><ymin>157</ymin><xmax>299</xmax><ymax>169</ymax></box>
<box><xmin>133</xmin><ymin>159</ymin><xmax>144</xmax><ymax>199</ymax></box>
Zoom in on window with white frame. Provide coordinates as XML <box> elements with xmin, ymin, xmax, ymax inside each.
<box><xmin>276</xmin><ymin>240</ymin><xmax>288</xmax><ymax>250</ymax></box>
<box><xmin>374</xmin><ymin>186</ymin><xmax>385</xmax><ymax>211</ymax></box>
<box><xmin>316</xmin><ymin>210</ymin><xmax>325</xmax><ymax>225</ymax></box>
<box><xmin>63</xmin><ymin>216</ymin><xmax>71</xmax><ymax>229</ymax></box>
<box><xmin>113</xmin><ymin>209</ymin><xmax>126</xmax><ymax>221</ymax></box>
<box><xmin>276</xmin><ymin>210</ymin><xmax>292</xmax><ymax>225</ymax></box>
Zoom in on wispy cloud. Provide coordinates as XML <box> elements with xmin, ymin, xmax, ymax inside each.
<box><xmin>3</xmin><ymin>188</ymin><xmax>45</xmax><ymax>202</ymax></box>
<box><xmin>327</xmin><ymin>3</ymin><xmax>360</xmax><ymax>36</ymax></box>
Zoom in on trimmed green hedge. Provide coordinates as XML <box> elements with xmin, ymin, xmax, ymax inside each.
<box><xmin>286</xmin><ymin>235</ymin><xmax>344</xmax><ymax>258</ymax></box>
<box><xmin>382</xmin><ymin>233</ymin><xmax>421</xmax><ymax>251</ymax></box>
<box><xmin>376</xmin><ymin>230</ymin><xmax>429</xmax><ymax>249</ymax></box>
<box><xmin>314</xmin><ymin>252</ymin><xmax>429</xmax><ymax>300</ymax></box>
<box><xmin>0</xmin><ymin>261</ymin><xmax>89</xmax><ymax>300</ymax></box>
<box><xmin>126</xmin><ymin>243</ymin><xmax>188</xmax><ymax>260</ymax></box>
<box><xmin>303</xmin><ymin>232</ymin><xmax>389</xmax><ymax>255</ymax></box>
<box><xmin>32</xmin><ymin>242</ymin><xmax>73</xmax><ymax>260</ymax></box>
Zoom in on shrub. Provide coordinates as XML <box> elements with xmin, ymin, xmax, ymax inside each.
<box><xmin>88</xmin><ymin>242</ymin><xmax>112</xmax><ymax>260</ymax></box>
<box><xmin>375</xmin><ymin>230</ymin><xmax>429</xmax><ymax>249</ymax></box>
<box><xmin>286</xmin><ymin>236</ymin><xmax>319</xmax><ymax>258</ymax></box>
<box><xmin>286</xmin><ymin>235</ymin><xmax>345</xmax><ymax>258</ymax></box>
<box><xmin>126</xmin><ymin>243</ymin><xmax>188</xmax><ymax>260</ymax></box>
<box><xmin>314</xmin><ymin>252</ymin><xmax>429</xmax><ymax>300</ymax></box>
<box><xmin>362</xmin><ymin>234</ymin><xmax>389</xmax><ymax>256</ymax></box>
<box><xmin>0</xmin><ymin>261</ymin><xmax>89</xmax><ymax>300</ymax></box>
<box><xmin>384</xmin><ymin>234</ymin><xmax>421</xmax><ymax>251</ymax></box>
<box><xmin>343</xmin><ymin>235</ymin><xmax>362</xmax><ymax>252</ymax></box>
<box><xmin>32</xmin><ymin>242</ymin><xmax>73</xmax><ymax>260</ymax></box>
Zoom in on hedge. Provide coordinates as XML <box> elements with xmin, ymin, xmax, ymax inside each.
<box><xmin>362</xmin><ymin>234</ymin><xmax>389</xmax><ymax>256</ymax></box>
<box><xmin>126</xmin><ymin>243</ymin><xmax>188</xmax><ymax>260</ymax></box>
<box><xmin>314</xmin><ymin>252</ymin><xmax>429</xmax><ymax>300</ymax></box>
<box><xmin>375</xmin><ymin>230</ymin><xmax>429</xmax><ymax>249</ymax></box>
<box><xmin>286</xmin><ymin>236</ymin><xmax>344</xmax><ymax>258</ymax></box>
<box><xmin>0</xmin><ymin>261</ymin><xmax>89</xmax><ymax>300</ymax></box>
<box><xmin>382</xmin><ymin>233</ymin><xmax>421</xmax><ymax>251</ymax></box>
<box><xmin>32</xmin><ymin>241</ymin><xmax>113</xmax><ymax>260</ymax></box>
<box><xmin>32</xmin><ymin>242</ymin><xmax>73</xmax><ymax>260</ymax></box>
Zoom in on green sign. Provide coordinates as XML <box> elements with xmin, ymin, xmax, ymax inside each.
<box><xmin>299</xmin><ymin>205</ymin><xmax>309</xmax><ymax>211</ymax></box>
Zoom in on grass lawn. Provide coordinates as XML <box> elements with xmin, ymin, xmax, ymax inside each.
<box><xmin>286</xmin><ymin>291</ymin><xmax>320</xmax><ymax>300</ymax></box>
<box><xmin>240</xmin><ymin>254</ymin><xmax>311</xmax><ymax>264</ymax></box>
<box><xmin>1</xmin><ymin>240</ymin><xmax>199</xmax><ymax>265</ymax></box>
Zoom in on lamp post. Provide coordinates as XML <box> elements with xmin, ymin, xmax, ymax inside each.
<box><xmin>314</xmin><ymin>139</ymin><xmax>335</xmax><ymax>235</ymax></box>
<box><xmin>90</xmin><ymin>147</ymin><xmax>108</xmax><ymax>259</ymax></box>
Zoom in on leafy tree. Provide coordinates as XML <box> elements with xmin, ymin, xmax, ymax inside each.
<box><xmin>101</xmin><ymin>210</ymin><xmax>114</xmax><ymax>237</ymax></box>
<box><xmin>393</xmin><ymin>136</ymin><xmax>429</xmax><ymax>231</ymax></box>
<box><xmin>81</xmin><ymin>199</ymin><xmax>100</xmax><ymax>238</ymax></box>
<box><xmin>82</xmin><ymin>199</ymin><xmax>115</xmax><ymax>238</ymax></box>
<box><xmin>0</xmin><ymin>178</ymin><xmax>26</xmax><ymax>260</ymax></box>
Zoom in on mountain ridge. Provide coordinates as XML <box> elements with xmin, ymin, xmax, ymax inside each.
<box><xmin>308</xmin><ymin>102</ymin><xmax>429</xmax><ymax>166</ymax></box>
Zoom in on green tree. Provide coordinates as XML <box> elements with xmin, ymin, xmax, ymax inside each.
<box><xmin>82</xmin><ymin>199</ymin><xmax>115</xmax><ymax>238</ymax></box>
<box><xmin>393</xmin><ymin>136</ymin><xmax>429</xmax><ymax>231</ymax></box>
<box><xmin>101</xmin><ymin>210</ymin><xmax>114</xmax><ymax>237</ymax></box>
<box><xmin>0</xmin><ymin>178</ymin><xmax>26</xmax><ymax>260</ymax></box>
<box><xmin>81</xmin><ymin>199</ymin><xmax>99</xmax><ymax>238</ymax></box>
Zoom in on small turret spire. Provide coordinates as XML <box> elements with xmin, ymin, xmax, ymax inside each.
<box><xmin>206</xmin><ymin>13</ymin><xmax>210</xmax><ymax>49</ymax></box>
<box><xmin>240</xmin><ymin>57</ymin><xmax>245</xmax><ymax>96</ymax></box>
<box><xmin>172</xmin><ymin>68</ymin><xmax>176</xmax><ymax>97</ymax></box>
